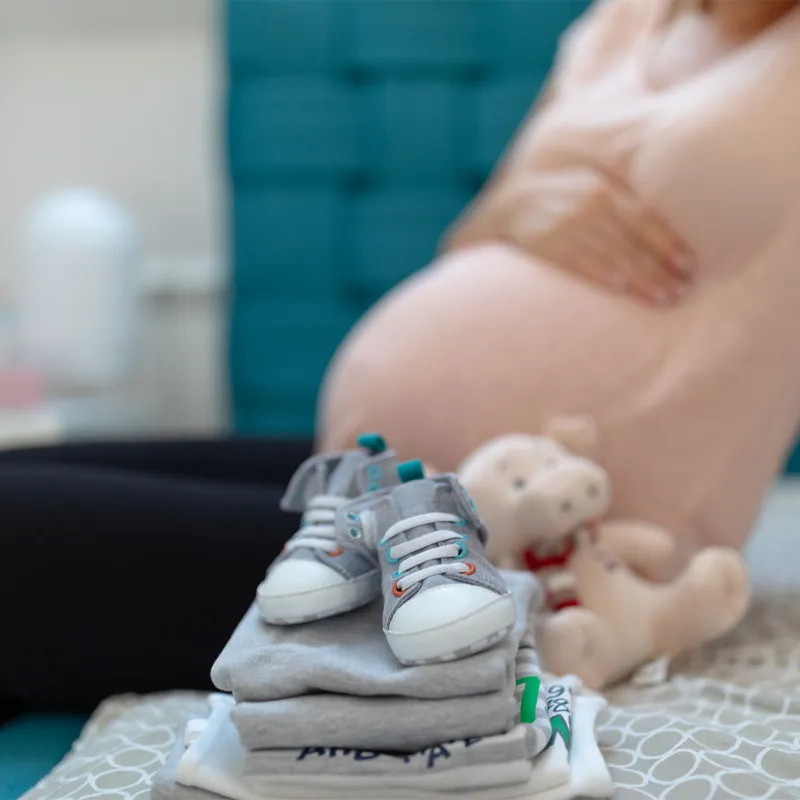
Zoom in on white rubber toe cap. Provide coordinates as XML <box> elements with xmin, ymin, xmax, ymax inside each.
<box><xmin>388</xmin><ymin>583</ymin><xmax>501</xmax><ymax>634</ymax></box>
<box><xmin>258</xmin><ymin>558</ymin><xmax>345</xmax><ymax>599</ymax></box>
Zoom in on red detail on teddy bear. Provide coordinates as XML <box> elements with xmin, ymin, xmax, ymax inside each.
<box><xmin>523</xmin><ymin>521</ymin><xmax>599</xmax><ymax>611</ymax></box>
<box><xmin>553</xmin><ymin>598</ymin><xmax>580</xmax><ymax>611</ymax></box>
<box><xmin>523</xmin><ymin>542</ymin><xmax>576</xmax><ymax>572</ymax></box>
<box><xmin>522</xmin><ymin>520</ymin><xmax>599</xmax><ymax>572</ymax></box>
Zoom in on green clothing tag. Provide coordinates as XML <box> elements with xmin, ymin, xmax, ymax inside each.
<box><xmin>515</xmin><ymin>675</ymin><xmax>541</xmax><ymax>724</ymax></box>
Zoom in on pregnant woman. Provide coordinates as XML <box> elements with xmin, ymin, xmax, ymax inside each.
<box><xmin>2</xmin><ymin>0</ymin><xmax>799</xmax><ymax>714</ymax></box>
<box><xmin>319</xmin><ymin>0</ymin><xmax>800</xmax><ymax>558</ymax></box>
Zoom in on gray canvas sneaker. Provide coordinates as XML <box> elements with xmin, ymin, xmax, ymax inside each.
<box><xmin>256</xmin><ymin>433</ymin><xmax>399</xmax><ymax>625</ymax></box>
<box><xmin>334</xmin><ymin>460</ymin><xmax>516</xmax><ymax>665</ymax></box>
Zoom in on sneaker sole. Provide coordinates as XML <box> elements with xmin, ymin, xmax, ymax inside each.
<box><xmin>256</xmin><ymin>570</ymin><xmax>381</xmax><ymax>625</ymax></box>
<box><xmin>384</xmin><ymin>591</ymin><xmax>517</xmax><ymax>665</ymax></box>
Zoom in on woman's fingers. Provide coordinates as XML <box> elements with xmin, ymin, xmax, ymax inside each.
<box><xmin>596</xmin><ymin>215</ymin><xmax>688</xmax><ymax>306</ymax></box>
<box><xmin>602</xmin><ymin>185</ymin><xmax>694</xmax><ymax>305</ymax></box>
<box><xmin>442</xmin><ymin>164</ymin><xmax>697</xmax><ymax>308</ymax></box>
<box><xmin>545</xmin><ymin>229</ymin><xmax>633</xmax><ymax>295</ymax></box>
<box><xmin>624</xmin><ymin>201</ymin><xmax>695</xmax><ymax>281</ymax></box>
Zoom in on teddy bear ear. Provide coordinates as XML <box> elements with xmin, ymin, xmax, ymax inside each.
<box><xmin>543</xmin><ymin>415</ymin><xmax>599</xmax><ymax>460</ymax></box>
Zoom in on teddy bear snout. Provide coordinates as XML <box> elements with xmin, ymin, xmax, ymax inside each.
<box><xmin>516</xmin><ymin>465</ymin><xmax>611</xmax><ymax>539</ymax></box>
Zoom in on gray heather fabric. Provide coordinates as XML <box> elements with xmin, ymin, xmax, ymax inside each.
<box><xmin>231</xmin><ymin>686</ymin><xmax>518</xmax><ymax>752</ymax></box>
<box><xmin>150</xmin><ymin>740</ymin><xmax>543</xmax><ymax>800</ymax></box>
<box><xmin>241</xmin><ymin>645</ymin><xmax>552</xmax><ymax>776</ymax></box>
<box><xmin>279</xmin><ymin>452</ymin><xmax>342</xmax><ymax>514</ymax></box>
<box><xmin>334</xmin><ymin>474</ymin><xmax>510</xmax><ymax>631</ymax></box>
<box><xmin>268</xmin><ymin>444</ymin><xmax>401</xmax><ymax>581</ymax></box>
<box><xmin>212</xmin><ymin>570</ymin><xmax>541</xmax><ymax>703</ymax></box>
<box><xmin>242</xmin><ymin>727</ymin><xmax>529</xmax><ymax>778</ymax></box>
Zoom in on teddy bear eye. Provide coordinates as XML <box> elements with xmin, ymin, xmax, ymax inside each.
<box><xmin>561</xmin><ymin>500</ymin><xmax>573</xmax><ymax>513</ymax></box>
<box><xmin>512</xmin><ymin>478</ymin><xmax>527</xmax><ymax>490</ymax></box>
<box><xmin>586</xmin><ymin>485</ymin><xmax>598</xmax><ymax>498</ymax></box>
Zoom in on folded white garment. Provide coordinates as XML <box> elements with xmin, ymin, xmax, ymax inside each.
<box><xmin>165</xmin><ymin>683</ymin><xmax>612</xmax><ymax>800</ymax></box>
<box><xmin>177</xmin><ymin>702</ymin><xmax>533</xmax><ymax>796</ymax></box>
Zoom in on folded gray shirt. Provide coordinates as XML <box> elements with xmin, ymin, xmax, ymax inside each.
<box><xmin>231</xmin><ymin>638</ymin><xmax>549</xmax><ymax>754</ymax></box>
<box><xmin>212</xmin><ymin>570</ymin><xmax>541</xmax><ymax>703</ymax></box>
<box><xmin>241</xmin><ymin>649</ymin><xmax>553</xmax><ymax>772</ymax></box>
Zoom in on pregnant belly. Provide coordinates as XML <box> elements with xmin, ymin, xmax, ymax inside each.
<box><xmin>323</xmin><ymin>243</ymin><xmax>675</xmax><ymax>455</ymax></box>
<box><xmin>319</xmin><ymin>243</ymin><xmax>791</xmax><ymax>550</ymax></box>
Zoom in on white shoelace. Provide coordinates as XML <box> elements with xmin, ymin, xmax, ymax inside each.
<box><xmin>283</xmin><ymin>494</ymin><xmax>346</xmax><ymax>554</ymax></box>
<box><xmin>380</xmin><ymin>511</ymin><xmax>474</xmax><ymax>592</ymax></box>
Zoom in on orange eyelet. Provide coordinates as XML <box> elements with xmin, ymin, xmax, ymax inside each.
<box><xmin>392</xmin><ymin>580</ymin><xmax>406</xmax><ymax>597</ymax></box>
<box><xmin>463</xmin><ymin>562</ymin><xmax>476</xmax><ymax>576</ymax></box>
<box><xmin>329</xmin><ymin>547</ymin><xmax>344</xmax><ymax>557</ymax></box>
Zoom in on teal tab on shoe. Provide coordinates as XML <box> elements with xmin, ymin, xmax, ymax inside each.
<box><xmin>397</xmin><ymin>459</ymin><xmax>425</xmax><ymax>483</ymax></box>
<box><xmin>357</xmin><ymin>432</ymin><xmax>387</xmax><ymax>455</ymax></box>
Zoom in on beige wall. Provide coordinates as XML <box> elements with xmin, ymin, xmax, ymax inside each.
<box><xmin>0</xmin><ymin>0</ymin><xmax>228</xmax><ymax>434</ymax></box>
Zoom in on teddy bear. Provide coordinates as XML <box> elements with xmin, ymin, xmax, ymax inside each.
<box><xmin>457</xmin><ymin>416</ymin><xmax>751</xmax><ymax>690</ymax></box>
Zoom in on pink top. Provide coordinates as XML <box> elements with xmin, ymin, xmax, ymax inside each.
<box><xmin>319</xmin><ymin>0</ymin><xmax>800</xmax><ymax>553</ymax></box>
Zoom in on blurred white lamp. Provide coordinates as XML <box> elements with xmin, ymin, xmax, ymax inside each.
<box><xmin>14</xmin><ymin>188</ymin><xmax>141</xmax><ymax>391</ymax></box>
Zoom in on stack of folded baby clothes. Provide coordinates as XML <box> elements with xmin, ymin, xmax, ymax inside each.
<box><xmin>151</xmin><ymin>435</ymin><xmax>612</xmax><ymax>800</ymax></box>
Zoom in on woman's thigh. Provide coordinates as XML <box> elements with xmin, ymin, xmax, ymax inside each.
<box><xmin>0</xmin><ymin>463</ymin><xmax>298</xmax><ymax>712</ymax></box>
<box><xmin>0</xmin><ymin>437</ymin><xmax>314</xmax><ymax>486</ymax></box>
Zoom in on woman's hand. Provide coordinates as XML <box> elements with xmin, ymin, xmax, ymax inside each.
<box><xmin>444</xmin><ymin>165</ymin><xmax>695</xmax><ymax>307</ymax></box>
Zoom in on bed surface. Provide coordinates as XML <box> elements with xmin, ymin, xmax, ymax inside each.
<box><xmin>601</xmin><ymin>483</ymin><xmax>800</xmax><ymax>798</ymax></box>
<box><xmin>18</xmin><ymin>483</ymin><xmax>800</xmax><ymax>799</ymax></box>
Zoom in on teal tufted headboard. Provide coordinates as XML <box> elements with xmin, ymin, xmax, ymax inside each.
<box><xmin>225</xmin><ymin>0</ymin><xmax>591</xmax><ymax>435</ymax></box>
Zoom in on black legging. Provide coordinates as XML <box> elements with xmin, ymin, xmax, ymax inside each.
<box><xmin>0</xmin><ymin>437</ymin><xmax>313</xmax><ymax>717</ymax></box>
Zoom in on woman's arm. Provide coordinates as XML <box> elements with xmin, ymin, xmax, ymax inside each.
<box><xmin>440</xmin><ymin>0</ymin><xmax>695</xmax><ymax>308</ymax></box>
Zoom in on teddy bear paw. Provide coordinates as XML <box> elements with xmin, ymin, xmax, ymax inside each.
<box><xmin>536</xmin><ymin>609</ymin><xmax>611</xmax><ymax>690</ymax></box>
<box><xmin>685</xmin><ymin>547</ymin><xmax>750</xmax><ymax>635</ymax></box>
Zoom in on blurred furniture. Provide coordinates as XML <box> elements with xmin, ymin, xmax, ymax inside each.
<box><xmin>226</xmin><ymin>0</ymin><xmax>591</xmax><ymax>435</ymax></box>
<box><xmin>15</xmin><ymin>189</ymin><xmax>140</xmax><ymax>392</ymax></box>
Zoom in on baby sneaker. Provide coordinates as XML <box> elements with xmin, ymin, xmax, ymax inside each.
<box><xmin>256</xmin><ymin>433</ymin><xmax>398</xmax><ymax>625</ymax></box>
<box><xmin>335</xmin><ymin>460</ymin><xmax>516</xmax><ymax>665</ymax></box>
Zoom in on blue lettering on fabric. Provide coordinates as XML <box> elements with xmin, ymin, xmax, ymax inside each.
<box><xmin>426</xmin><ymin>744</ymin><xmax>452</xmax><ymax>768</ymax></box>
<box><xmin>297</xmin><ymin>747</ymin><xmax>326</xmax><ymax>760</ymax></box>
<box><xmin>354</xmin><ymin>750</ymin><xmax>381</xmax><ymax>760</ymax></box>
<box><xmin>295</xmin><ymin>738</ymin><xmax>480</xmax><ymax>768</ymax></box>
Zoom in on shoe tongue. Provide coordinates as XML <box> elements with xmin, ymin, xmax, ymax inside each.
<box><xmin>326</xmin><ymin>451</ymin><xmax>369</xmax><ymax>498</ymax></box>
<box><xmin>386</xmin><ymin>477</ymin><xmax>460</xmax><ymax>579</ymax></box>
<box><xmin>281</xmin><ymin>453</ymin><xmax>341</xmax><ymax>513</ymax></box>
<box><xmin>388</xmin><ymin>472</ymin><xmax>485</xmax><ymax>543</ymax></box>
<box><xmin>390</xmin><ymin>477</ymin><xmax>444</xmax><ymax>518</ymax></box>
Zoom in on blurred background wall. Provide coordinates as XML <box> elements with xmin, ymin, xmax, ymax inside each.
<box><xmin>226</xmin><ymin>0</ymin><xmax>591</xmax><ymax>435</ymax></box>
<box><xmin>1</xmin><ymin>0</ymin><xmax>796</xmax><ymax>466</ymax></box>
<box><xmin>0</xmin><ymin>0</ymin><xmax>228</xmax><ymax>436</ymax></box>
